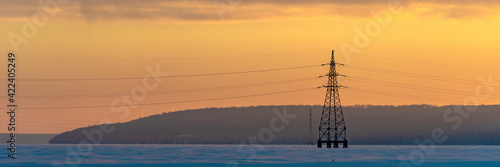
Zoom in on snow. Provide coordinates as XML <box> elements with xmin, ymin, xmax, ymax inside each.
<box><xmin>1</xmin><ymin>145</ymin><xmax>499</xmax><ymax>167</ymax></box>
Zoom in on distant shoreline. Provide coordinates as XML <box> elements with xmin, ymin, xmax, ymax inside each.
<box><xmin>0</xmin><ymin>133</ymin><xmax>56</xmax><ymax>144</ymax></box>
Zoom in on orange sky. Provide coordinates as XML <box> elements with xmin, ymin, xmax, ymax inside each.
<box><xmin>1</xmin><ymin>0</ymin><xmax>500</xmax><ymax>134</ymax></box>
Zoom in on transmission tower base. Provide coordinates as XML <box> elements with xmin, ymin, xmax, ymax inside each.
<box><xmin>317</xmin><ymin>140</ymin><xmax>348</xmax><ymax>148</ymax></box>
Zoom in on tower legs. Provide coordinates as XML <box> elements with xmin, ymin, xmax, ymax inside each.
<box><xmin>317</xmin><ymin>140</ymin><xmax>348</xmax><ymax>148</ymax></box>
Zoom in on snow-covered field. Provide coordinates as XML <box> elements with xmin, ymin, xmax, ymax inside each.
<box><xmin>2</xmin><ymin>145</ymin><xmax>500</xmax><ymax>166</ymax></box>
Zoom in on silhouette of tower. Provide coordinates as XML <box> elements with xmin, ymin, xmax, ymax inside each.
<box><xmin>307</xmin><ymin>107</ymin><xmax>313</xmax><ymax>145</ymax></box>
<box><xmin>317</xmin><ymin>50</ymin><xmax>348</xmax><ymax>148</ymax></box>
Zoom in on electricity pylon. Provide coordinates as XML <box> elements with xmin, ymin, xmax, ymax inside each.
<box><xmin>307</xmin><ymin>107</ymin><xmax>313</xmax><ymax>145</ymax></box>
<box><xmin>317</xmin><ymin>50</ymin><xmax>348</xmax><ymax>148</ymax></box>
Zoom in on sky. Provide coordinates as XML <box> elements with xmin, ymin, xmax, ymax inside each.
<box><xmin>1</xmin><ymin>0</ymin><xmax>500</xmax><ymax>134</ymax></box>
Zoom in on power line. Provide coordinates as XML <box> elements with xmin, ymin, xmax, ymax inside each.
<box><xmin>15</xmin><ymin>124</ymin><xmax>75</xmax><ymax>129</ymax></box>
<box><xmin>3</xmin><ymin>77</ymin><xmax>319</xmax><ymax>99</ymax></box>
<box><xmin>348</xmin><ymin>53</ymin><xmax>500</xmax><ymax>72</ymax></box>
<box><xmin>7</xmin><ymin>63</ymin><xmax>486</xmax><ymax>105</ymax></box>
<box><xmin>18</xmin><ymin>119</ymin><xmax>93</xmax><ymax>126</ymax></box>
<box><xmin>18</xmin><ymin>115</ymin><xmax>101</xmax><ymax>123</ymax></box>
<box><xmin>349</xmin><ymin>87</ymin><xmax>462</xmax><ymax>104</ymax></box>
<box><xmin>13</xmin><ymin>87</ymin><xmax>317</xmax><ymax>110</ymax></box>
<box><xmin>8</xmin><ymin>64</ymin><xmax>322</xmax><ymax>82</ymax></box>
<box><xmin>346</xmin><ymin>76</ymin><xmax>500</xmax><ymax>99</ymax></box>
<box><xmin>11</xmin><ymin>51</ymin><xmax>329</xmax><ymax>62</ymax></box>
<box><xmin>346</xmin><ymin>65</ymin><xmax>481</xmax><ymax>85</ymax></box>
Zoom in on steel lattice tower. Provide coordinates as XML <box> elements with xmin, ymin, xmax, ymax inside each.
<box><xmin>318</xmin><ymin>50</ymin><xmax>348</xmax><ymax>148</ymax></box>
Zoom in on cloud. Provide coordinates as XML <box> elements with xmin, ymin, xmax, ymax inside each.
<box><xmin>423</xmin><ymin>5</ymin><xmax>497</xmax><ymax>19</ymax></box>
<box><xmin>0</xmin><ymin>0</ymin><xmax>499</xmax><ymax>22</ymax></box>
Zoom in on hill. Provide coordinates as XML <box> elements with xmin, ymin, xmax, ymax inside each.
<box><xmin>49</xmin><ymin>105</ymin><xmax>500</xmax><ymax>145</ymax></box>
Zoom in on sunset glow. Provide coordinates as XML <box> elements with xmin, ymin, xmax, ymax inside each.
<box><xmin>1</xmin><ymin>0</ymin><xmax>499</xmax><ymax>134</ymax></box>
